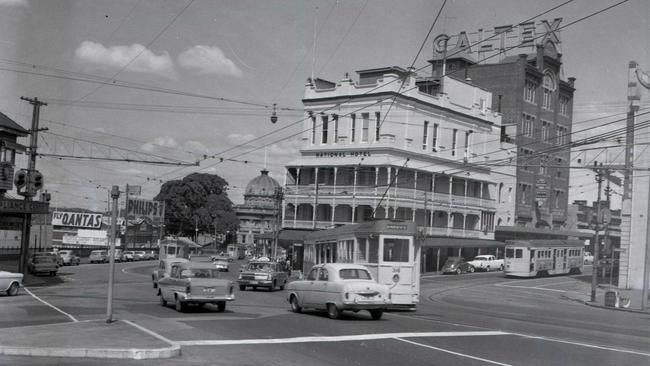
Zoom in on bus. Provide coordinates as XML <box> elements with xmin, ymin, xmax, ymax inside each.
<box><xmin>303</xmin><ymin>220</ymin><xmax>420</xmax><ymax>308</ymax></box>
<box><xmin>504</xmin><ymin>239</ymin><xmax>584</xmax><ymax>277</ymax></box>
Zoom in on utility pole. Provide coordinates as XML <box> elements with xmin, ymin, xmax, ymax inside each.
<box><xmin>591</xmin><ymin>162</ymin><xmax>603</xmax><ymax>302</ymax></box>
<box><xmin>18</xmin><ymin>97</ymin><xmax>46</xmax><ymax>275</ymax></box>
<box><xmin>106</xmin><ymin>186</ymin><xmax>119</xmax><ymax>323</ymax></box>
<box><xmin>273</xmin><ymin>187</ymin><xmax>283</xmax><ymax>259</ymax></box>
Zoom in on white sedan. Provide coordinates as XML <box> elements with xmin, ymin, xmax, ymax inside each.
<box><xmin>286</xmin><ymin>263</ymin><xmax>391</xmax><ymax>320</ymax></box>
<box><xmin>0</xmin><ymin>270</ymin><xmax>23</xmax><ymax>296</ymax></box>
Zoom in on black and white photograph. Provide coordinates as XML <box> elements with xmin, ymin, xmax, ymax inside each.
<box><xmin>0</xmin><ymin>0</ymin><xmax>648</xmax><ymax>365</ymax></box>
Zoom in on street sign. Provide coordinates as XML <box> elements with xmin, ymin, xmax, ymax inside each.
<box><xmin>127</xmin><ymin>185</ymin><xmax>142</xmax><ymax>196</ymax></box>
<box><xmin>0</xmin><ymin>198</ymin><xmax>49</xmax><ymax>214</ymax></box>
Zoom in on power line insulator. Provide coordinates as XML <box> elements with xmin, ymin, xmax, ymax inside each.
<box><xmin>270</xmin><ymin>103</ymin><xmax>278</xmax><ymax>124</ymax></box>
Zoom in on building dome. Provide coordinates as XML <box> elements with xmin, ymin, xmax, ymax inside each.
<box><xmin>245</xmin><ymin>169</ymin><xmax>280</xmax><ymax>197</ymax></box>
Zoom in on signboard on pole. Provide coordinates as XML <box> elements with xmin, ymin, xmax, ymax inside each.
<box><xmin>127</xmin><ymin>199</ymin><xmax>165</xmax><ymax>221</ymax></box>
<box><xmin>52</xmin><ymin>211</ymin><xmax>103</xmax><ymax>229</ymax></box>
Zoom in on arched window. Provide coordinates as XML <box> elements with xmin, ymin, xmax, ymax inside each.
<box><xmin>542</xmin><ymin>72</ymin><xmax>556</xmax><ymax>110</ymax></box>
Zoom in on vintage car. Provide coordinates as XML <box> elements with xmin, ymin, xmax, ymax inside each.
<box><xmin>57</xmin><ymin>250</ymin><xmax>80</xmax><ymax>266</ymax></box>
<box><xmin>152</xmin><ymin>257</ymin><xmax>189</xmax><ymax>289</ymax></box>
<box><xmin>213</xmin><ymin>259</ymin><xmax>230</xmax><ymax>272</ymax></box>
<box><xmin>466</xmin><ymin>255</ymin><xmax>504</xmax><ymax>272</ymax></box>
<box><xmin>157</xmin><ymin>261</ymin><xmax>235</xmax><ymax>312</ymax></box>
<box><xmin>0</xmin><ymin>270</ymin><xmax>23</xmax><ymax>296</ymax></box>
<box><xmin>133</xmin><ymin>251</ymin><xmax>147</xmax><ymax>261</ymax></box>
<box><xmin>28</xmin><ymin>254</ymin><xmax>58</xmax><ymax>276</ymax></box>
<box><xmin>89</xmin><ymin>250</ymin><xmax>108</xmax><ymax>264</ymax></box>
<box><xmin>122</xmin><ymin>251</ymin><xmax>135</xmax><ymax>262</ymax></box>
<box><xmin>238</xmin><ymin>260</ymin><xmax>288</xmax><ymax>291</ymax></box>
<box><xmin>442</xmin><ymin>256</ymin><xmax>474</xmax><ymax>274</ymax></box>
<box><xmin>286</xmin><ymin>263</ymin><xmax>391</xmax><ymax>320</ymax></box>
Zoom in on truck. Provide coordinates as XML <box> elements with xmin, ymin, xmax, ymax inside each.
<box><xmin>467</xmin><ymin>255</ymin><xmax>504</xmax><ymax>272</ymax></box>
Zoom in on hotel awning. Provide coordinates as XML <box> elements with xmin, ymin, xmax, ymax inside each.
<box><xmin>422</xmin><ymin>237</ymin><xmax>504</xmax><ymax>249</ymax></box>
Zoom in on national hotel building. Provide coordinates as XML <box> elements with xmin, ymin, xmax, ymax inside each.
<box><xmin>281</xmin><ymin>68</ymin><xmax>516</xmax><ymax>241</ymax></box>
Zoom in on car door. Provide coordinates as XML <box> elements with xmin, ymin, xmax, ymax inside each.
<box><xmin>300</xmin><ymin>267</ymin><xmax>320</xmax><ymax>308</ymax></box>
<box><xmin>312</xmin><ymin>267</ymin><xmax>331</xmax><ymax>309</ymax></box>
<box><xmin>161</xmin><ymin>265</ymin><xmax>179</xmax><ymax>299</ymax></box>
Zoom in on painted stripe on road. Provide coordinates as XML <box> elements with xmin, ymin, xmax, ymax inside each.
<box><xmin>515</xmin><ymin>333</ymin><xmax>650</xmax><ymax>357</ymax></box>
<box><xmin>395</xmin><ymin>337</ymin><xmax>513</xmax><ymax>366</ymax></box>
<box><xmin>122</xmin><ymin>320</ymin><xmax>179</xmax><ymax>347</ymax></box>
<box><xmin>23</xmin><ymin>287</ymin><xmax>78</xmax><ymax>323</ymax></box>
<box><xmin>176</xmin><ymin>331</ymin><xmax>509</xmax><ymax>346</ymax></box>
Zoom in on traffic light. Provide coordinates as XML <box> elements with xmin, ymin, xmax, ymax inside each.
<box><xmin>13</xmin><ymin>169</ymin><xmax>27</xmax><ymax>189</ymax></box>
<box><xmin>32</xmin><ymin>171</ymin><xmax>44</xmax><ymax>191</ymax></box>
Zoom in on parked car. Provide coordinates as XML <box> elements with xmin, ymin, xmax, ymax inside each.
<box><xmin>28</xmin><ymin>255</ymin><xmax>58</xmax><ymax>276</ymax></box>
<box><xmin>110</xmin><ymin>248</ymin><xmax>124</xmax><ymax>262</ymax></box>
<box><xmin>89</xmin><ymin>250</ymin><xmax>108</xmax><ymax>264</ymax></box>
<box><xmin>144</xmin><ymin>251</ymin><xmax>157</xmax><ymax>260</ymax></box>
<box><xmin>286</xmin><ymin>263</ymin><xmax>390</xmax><ymax>320</ymax></box>
<box><xmin>47</xmin><ymin>252</ymin><xmax>64</xmax><ymax>267</ymax></box>
<box><xmin>467</xmin><ymin>255</ymin><xmax>504</xmax><ymax>272</ymax></box>
<box><xmin>133</xmin><ymin>251</ymin><xmax>147</xmax><ymax>261</ymax></box>
<box><xmin>152</xmin><ymin>257</ymin><xmax>189</xmax><ymax>289</ymax></box>
<box><xmin>442</xmin><ymin>257</ymin><xmax>474</xmax><ymax>274</ymax></box>
<box><xmin>57</xmin><ymin>250</ymin><xmax>80</xmax><ymax>266</ymax></box>
<box><xmin>0</xmin><ymin>269</ymin><xmax>23</xmax><ymax>296</ymax></box>
<box><xmin>157</xmin><ymin>261</ymin><xmax>235</xmax><ymax>312</ymax></box>
<box><xmin>122</xmin><ymin>251</ymin><xmax>135</xmax><ymax>262</ymax></box>
<box><xmin>238</xmin><ymin>260</ymin><xmax>288</xmax><ymax>291</ymax></box>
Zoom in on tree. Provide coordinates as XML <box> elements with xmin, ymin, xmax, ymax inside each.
<box><xmin>154</xmin><ymin>173</ymin><xmax>239</xmax><ymax>238</ymax></box>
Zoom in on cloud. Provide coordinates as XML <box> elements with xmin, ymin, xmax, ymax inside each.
<box><xmin>141</xmin><ymin>136</ymin><xmax>178</xmax><ymax>152</ymax></box>
<box><xmin>183</xmin><ymin>140</ymin><xmax>208</xmax><ymax>154</ymax></box>
<box><xmin>74</xmin><ymin>41</ymin><xmax>174</xmax><ymax>76</ymax></box>
<box><xmin>178</xmin><ymin>45</ymin><xmax>242</xmax><ymax>77</ymax></box>
<box><xmin>118</xmin><ymin>168</ymin><xmax>143</xmax><ymax>175</ymax></box>
<box><xmin>268</xmin><ymin>139</ymin><xmax>300</xmax><ymax>156</ymax></box>
<box><xmin>0</xmin><ymin>0</ymin><xmax>28</xmax><ymax>6</ymax></box>
<box><xmin>227</xmin><ymin>133</ymin><xmax>256</xmax><ymax>145</ymax></box>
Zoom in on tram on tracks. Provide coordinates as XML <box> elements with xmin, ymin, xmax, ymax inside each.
<box><xmin>504</xmin><ymin>239</ymin><xmax>584</xmax><ymax>277</ymax></box>
<box><xmin>303</xmin><ymin>220</ymin><xmax>420</xmax><ymax>308</ymax></box>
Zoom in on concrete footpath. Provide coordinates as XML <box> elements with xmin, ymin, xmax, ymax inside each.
<box><xmin>0</xmin><ymin>319</ymin><xmax>180</xmax><ymax>360</ymax></box>
<box><xmin>563</xmin><ymin>280</ymin><xmax>650</xmax><ymax>314</ymax></box>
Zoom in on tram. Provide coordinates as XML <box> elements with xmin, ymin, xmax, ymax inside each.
<box><xmin>504</xmin><ymin>239</ymin><xmax>584</xmax><ymax>277</ymax></box>
<box><xmin>303</xmin><ymin>220</ymin><xmax>420</xmax><ymax>308</ymax></box>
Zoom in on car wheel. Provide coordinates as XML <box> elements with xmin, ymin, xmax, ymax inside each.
<box><xmin>290</xmin><ymin>295</ymin><xmax>302</xmax><ymax>313</ymax></box>
<box><xmin>239</xmin><ymin>285</ymin><xmax>245</xmax><ymax>291</ymax></box>
<box><xmin>175</xmin><ymin>297</ymin><xmax>186</xmax><ymax>312</ymax></box>
<box><xmin>369</xmin><ymin>309</ymin><xmax>383</xmax><ymax>320</ymax></box>
<box><xmin>455</xmin><ymin>268</ymin><xmax>461</xmax><ymax>275</ymax></box>
<box><xmin>7</xmin><ymin>282</ymin><xmax>19</xmax><ymax>296</ymax></box>
<box><xmin>216</xmin><ymin>301</ymin><xmax>226</xmax><ymax>312</ymax></box>
<box><xmin>327</xmin><ymin>303</ymin><xmax>340</xmax><ymax>319</ymax></box>
<box><xmin>468</xmin><ymin>266</ymin><xmax>475</xmax><ymax>273</ymax></box>
<box><xmin>159</xmin><ymin>291</ymin><xmax>167</xmax><ymax>306</ymax></box>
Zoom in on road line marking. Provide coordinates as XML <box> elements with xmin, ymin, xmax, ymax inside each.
<box><xmin>23</xmin><ymin>287</ymin><xmax>78</xmax><ymax>322</ymax></box>
<box><xmin>175</xmin><ymin>331</ymin><xmax>509</xmax><ymax>346</ymax></box>
<box><xmin>394</xmin><ymin>337</ymin><xmax>513</xmax><ymax>366</ymax></box>
<box><xmin>514</xmin><ymin>333</ymin><xmax>650</xmax><ymax>357</ymax></box>
<box><xmin>122</xmin><ymin>320</ymin><xmax>179</xmax><ymax>348</ymax></box>
<box><xmin>495</xmin><ymin>281</ymin><xmax>580</xmax><ymax>294</ymax></box>
<box><xmin>534</xmin><ymin>280</ymin><xmax>575</xmax><ymax>288</ymax></box>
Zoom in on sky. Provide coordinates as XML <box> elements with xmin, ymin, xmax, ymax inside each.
<box><xmin>0</xmin><ymin>0</ymin><xmax>647</xmax><ymax>212</ymax></box>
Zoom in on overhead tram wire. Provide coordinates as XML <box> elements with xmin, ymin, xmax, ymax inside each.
<box><xmin>142</xmin><ymin>0</ymin><xmax>618</xmax><ymax>184</ymax></box>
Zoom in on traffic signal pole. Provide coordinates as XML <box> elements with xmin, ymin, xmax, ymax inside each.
<box><xmin>18</xmin><ymin>97</ymin><xmax>46</xmax><ymax>275</ymax></box>
<box><xmin>591</xmin><ymin>163</ymin><xmax>603</xmax><ymax>303</ymax></box>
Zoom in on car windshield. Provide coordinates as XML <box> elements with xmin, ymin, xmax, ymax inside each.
<box><xmin>339</xmin><ymin>268</ymin><xmax>372</xmax><ymax>280</ymax></box>
<box><xmin>33</xmin><ymin>257</ymin><xmax>55</xmax><ymax>263</ymax></box>
<box><xmin>181</xmin><ymin>268</ymin><xmax>220</xmax><ymax>278</ymax></box>
<box><xmin>444</xmin><ymin>258</ymin><xmax>460</xmax><ymax>266</ymax></box>
<box><xmin>247</xmin><ymin>262</ymin><xmax>273</xmax><ymax>272</ymax></box>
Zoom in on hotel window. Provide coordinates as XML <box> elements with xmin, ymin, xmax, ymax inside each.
<box><xmin>524</xmin><ymin>80</ymin><xmax>536</xmax><ymax>104</ymax></box>
<box><xmin>333</xmin><ymin>114</ymin><xmax>339</xmax><ymax>143</ymax></box>
<box><xmin>464</xmin><ymin>130</ymin><xmax>473</xmax><ymax>159</ymax></box>
<box><xmin>375</xmin><ymin>112</ymin><xmax>381</xmax><ymax>142</ymax></box>
<box><xmin>541</xmin><ymin>120</ymin><xmax>550</xmax><ymax>142</ymax></box>
<box><xmin>452</xmin><ymin>129</ymin><xmax>458</xmax><ymax>156</ymax></box>
<box><xmin>542</xmin><ymin>73</ymin><xmax>555</xmax><ymax>111</ymax></box>
<box><xmin>422</xmin><ymin>121</ymin><xmax>429</xmax><ymax>150</ymax></box>
<box><xmin>559</xmin><ymin>96</ymin><xmax>570</xmax><ymax>116</ymax></box>
<box><xmin>361</xmin><ymin>113</ymin><xmax>369</xmax><ymax>142</ymax></box>
<box><xmin>350</xmin><ymin>113</ymin><xmax>356</xmax><ymax>142</ymax></box>
<box><xmin>555</xmin><ymin>125</ymin><xmax>568</xmax><ymax>145</ymax></box>
<box><xmin>321</xmin><ymin>114</ymin><xmax>329</xmax><ymax>144</ymax></box>
<box><xmin>522</xmin><ymin>113</ymin><xmax>534</xmax><ymax>137</ymax></box>
<box><xmin>310</xmin><ymin>113</ymin><xmax>316</xmax><ymax>144</ymax></box>
<box><xmin>432</xmin><ymin>123</ymin><xmax>439</xmax><ymax>152</ymax></box>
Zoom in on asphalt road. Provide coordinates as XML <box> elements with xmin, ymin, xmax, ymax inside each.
<box><xmin>1</xmin><ymin>260</ymin><xmax>648</xmax><ymax>365</ymax></box>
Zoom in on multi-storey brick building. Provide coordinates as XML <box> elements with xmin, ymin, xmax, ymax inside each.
<box><xmin>429</xmin><ymin>19</ymin><xmax>576</xmax><ymax>232</ymax></box>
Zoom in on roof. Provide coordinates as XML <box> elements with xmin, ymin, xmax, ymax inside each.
<box><xmin>422</xmin><ymin>237</ymin><xmax>504</xmax><ymax>248</ymax></box>
<box><xmin>505</xmin><ymin>239</ymin><xmax>584</xmax><ymax>248</ymax></box>
<box><xmin>316</xmin><ymin>263</ymin><xmax>372</xmax><ymax>270</ymax></box>
<box><xmin>495</xmin><ymin>226</ymin><xmax>585</xmax><ymax>239</ymax></box>
<box><xmin>245</xmin><ymin>169</ymin><xmax>280</xmax><ymax>197</ymax></box>
<box><xmin>0</xmin><ymin>112</ymin><xmax>28</xmax><ymax>136</ymax></box>
<box><xmin>255</xmin><ymin>229</ymin><xmax>313</xmax><ymax>242</ymax></box>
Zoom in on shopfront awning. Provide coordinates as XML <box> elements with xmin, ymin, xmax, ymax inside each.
<box><xmin>495</xmin><ymin>226</ymin><xmax>585</xmax><ymax>241</ymax></box>
<box><xmin>422</xmin><ymin>237</ymin><xmax>504</xmax><ymax>249</ymax></box>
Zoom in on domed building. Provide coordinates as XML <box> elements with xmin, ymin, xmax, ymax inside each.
<box><xmin>235</xmin><ymin>169</ymin><xmax>282</xmax><ymax>248</ymax></box>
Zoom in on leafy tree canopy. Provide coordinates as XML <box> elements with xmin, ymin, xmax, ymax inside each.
<box><xmin>154</xmin><ymin>173</ymin><xmax>239</xmax><ymax>237</ymax></box>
